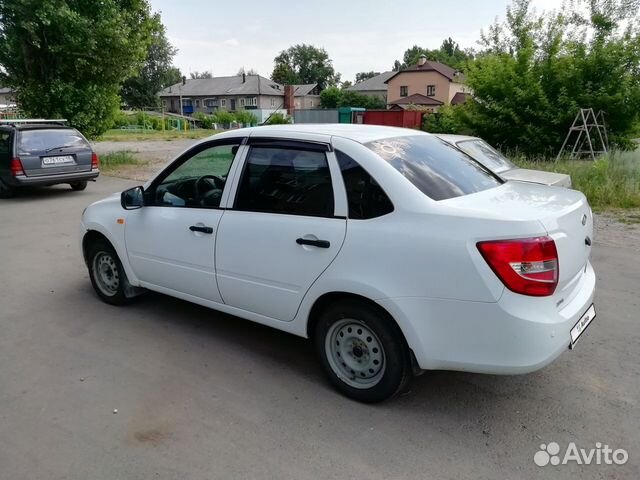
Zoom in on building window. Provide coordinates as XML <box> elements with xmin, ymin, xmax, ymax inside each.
<box><xmin>205</xmin><ymin>98</ymin><xmax>217</xmax><ymax>107</ymax></box>
<box><xmin>221</xmin><ymin>99</ymin><xmax>226</xmax><ymax>107</ymax></box>
<box><xmin>195</xmin><ymin>99</ymin><xmax>200</xmax><ymax>107</ymax></box>
<box><xmin>182</xmin><ymin>98</ymin><xmax>193</xmax><ymax>107</ymax></box>
<box><xmin>240</xmin><ymin>98</ymin><xmax>246</xmax><ymax>107</ymax></box>
<box><xmin>271</xmin><ymin>98</ymin><xmax>276</xmax><ymax>107</ymax></box>
<box><xmin>162</xmin><ymin>100</ymin><xmax>167</xmax><ymax>108</ymax></box>
<box><xmin>400</xmin><ymin>86</ymin><xmax>408</xmax><ymax>97</ymax></box>
<box><xmin>310</xmin><ymin>100</ymin><xmax>314</xmax><ymax>107</ymax></box>
<box><xmin>427</xmin><ymin>85</ymin><xmax>436</xmax><ymax>96</ymax></box>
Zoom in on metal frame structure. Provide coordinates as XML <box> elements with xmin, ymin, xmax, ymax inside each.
<box><xmin>557</xmin><ymin>108</ymin><xmax>608</xmax><ymax>160</ymax></box>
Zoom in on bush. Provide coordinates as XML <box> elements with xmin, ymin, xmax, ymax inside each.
<box><xmin>264</xmin><ymin>112</ymin><xmax>291</xmax><ymax>125</ymax></box>
<box><xmin>235</xmin><ymin>110</ymin><xmax>258</xmax><ymax>126</ymax></box>
<box><xmin>193</xmin><ymin>111</ymin><xmax>216</xmax><ymax>129</ymax></box>
<box><xmin>212</xmin><ymin>110</ymin><xmax>235</xmax><ymax>126</ymax></box>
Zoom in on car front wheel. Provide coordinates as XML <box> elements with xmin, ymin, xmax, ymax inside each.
<box><xmin>314</xmin><ymin>300</ymin><xmax>412</xmax><ymax>403</ymax></box>
<box><xmin>87</xmin><ymin>239</ymin><xmax>131</xmax><ymax>305</ymax></box>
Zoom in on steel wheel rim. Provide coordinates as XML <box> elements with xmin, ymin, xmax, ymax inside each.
<box><xmin>325</xmin><ymin>318</ymin><xmax>386</xmax><ymax>389</ymax></box>
<box><xmin>92</xmin><ymin>251</ymin><xmax>120</xmax><ymax>297</ymax></box>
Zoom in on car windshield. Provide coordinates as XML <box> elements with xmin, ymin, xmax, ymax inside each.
<box><xmin>19</xmin><ymin>129</ymin><xmax>89</xmax><ymax>154</ymax></box>
<box><xmin>366</xmin><ymin>135</ymin><xmax>502</xmax><ymax>201</ymax></box>
<box><xmin>454</xmin><ymin>139</ymin><xmax>515</xmax><ymax>173</ymax></box>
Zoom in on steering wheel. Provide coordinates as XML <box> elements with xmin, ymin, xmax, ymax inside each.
<box><xmin>195</xmin><ymin>175</ymin><xmax>225</xmax><ymax>200</ymax></box>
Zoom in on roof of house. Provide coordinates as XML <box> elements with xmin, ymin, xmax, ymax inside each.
<box><xmin>388</xmin><ymin>93</ymin><xmax>444</xmax><ymax>106</ymax></box>
<box><xmin>346</xmin><ymin>72</ymin><xmax>395</xmax><ymax>92</ymax></box>
<box><xmin>450</xmin><ymin>92</ymin><xmax>469</xmax><ymax>105</ymax></box>
<box><xmin>385</xmin><ymin>60</ymin><xmax>464</xmax><ymax>83</ymax></box>
<box><xmin>0</xmin><ymin>87</ymin><xmax>15</xmax><ymax>94</ymax></box>
<box><xmin>159</xmin><ymin>75</ymin><xmax>285</xmax><ymax>97</ymax></box>
<box><xmin>292</xmin><ymin>84</ymin><xmax>319</xmax><ymax>96</ymax></box>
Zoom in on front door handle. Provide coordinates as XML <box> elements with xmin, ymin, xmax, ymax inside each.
<box><xmin>296</xmin><ymin>237</ymin><xmax>330</xmax><ymax>248</ymax></box>
<box><xmin>189</xmin><ymin>225</ymin><xmax>213</xmax><ymax>234</ymax></box>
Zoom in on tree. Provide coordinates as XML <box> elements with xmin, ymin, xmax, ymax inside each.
<box><xmin>190</xmin><ymin>71</ymin><xmax>213</xmax><ymax>79</ymax></box>
<box><xmin>271</xmin><ymin>44</ymin><xmax>340</xmax><ymax>89</ymax></box>
<box><xmin>237</xmin><ymin>67</ymin><xmax>258</xmax><ymax>76</ymax></box>
<box><xmin>355</xmin><ymin>71</ymin><xmax>378</xmax><ymax>83</ymax></box>
<box><xmin>121</xmin><ymin>13</ymin><xmax>180</xmax><ymax>109</ymax></box>
<box><xmin>341</xmin><ymin>80</ymin><xmax>353</xmax><ymax>89</ymax></box>
<box><xmin>319</xmin><ymin>86</ymin><xmax>342</xmax><ymax>108</ymax></box>
<box><xmin>394</xmin><ymin>38</ymin><xmax>474</xmax><ymax>71</ymax></box>
<box><xmin>320</xmin><ymin>87</ymin><xmax>386</xmax><ymax>109</ymax></box>
<box><xmin>0</xmin><ymin>0</ymin><xmax>156</xmax><ymax>138</ymax></box>
<box><xmin>436</xmin><ymin>0</ymin><xmax>640</xmax><ymax>154</ymax></box>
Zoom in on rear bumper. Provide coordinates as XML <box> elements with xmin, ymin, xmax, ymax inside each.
<box><xmin>8</xmin><ymin>169</ymin><xmax>99</xmax><ymax>186</ymax></box>
<box><xmin>378</xmin><ymin>262</ymin><xmax>596</xmax><ymax>374</ymax></box>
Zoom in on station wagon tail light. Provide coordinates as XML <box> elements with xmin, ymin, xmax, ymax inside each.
<box><xmin>477</xmin><ymin>236</ymin><xmax>559</xmax><ymax>296</ymax></box>
<box><xmin>91</xmin><ymin>152</ymin><xmax>99</xmax><ymax>169</ymax></box>
<box><xmin>10</xmin><ymin>157</ymin><xmax>25</xmax><ymax>176</ymax></box>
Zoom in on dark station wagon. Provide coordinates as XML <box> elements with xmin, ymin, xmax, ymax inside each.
<box><xmin>0</xmin><ymin>119</ymin><xmax>99</xmax><ymax>198</ymax></box>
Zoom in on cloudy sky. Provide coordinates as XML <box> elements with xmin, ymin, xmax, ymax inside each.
<box><xmin>148</xmin><ymin>0</ymin><xmax>563</xmax><ymax>82</ymax></box>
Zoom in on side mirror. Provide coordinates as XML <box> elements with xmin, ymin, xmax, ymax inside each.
<box><xmin>121</xmin><ymin>186</ymin><xmax>145</xmax><ymax>210</ymax></box>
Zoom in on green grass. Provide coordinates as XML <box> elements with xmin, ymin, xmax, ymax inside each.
<box><xmin>100</xmin><ymin>151</ymin><xmax>147</xmax><ymax>172</ymax></box>
<box><xmin>98</xmin><ymin>128</ymin><xmax>217</xmax><ymax>142</ymax></box>
<box><xmin>512</xmin><ymin>150</ymin><xmax>640</xmax><ymax>210</ymax></box>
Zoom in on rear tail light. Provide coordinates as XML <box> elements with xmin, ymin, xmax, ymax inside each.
<box><xmin>91</xmin><ymin>152</ymin><xmax>99</xmax><ymax>169</ymax></box>
<box><xmin>10</xmin><ymin>157</ymin><xmax>25</xmax><ymax>176</ymax></box>
<box><xmin>477</xmin><ymin>236</ymin><xmax>559</xmax><ymax>296</ymax></box>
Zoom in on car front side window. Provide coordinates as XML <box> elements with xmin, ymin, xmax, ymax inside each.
<box><xmin>234</xmin><ymin>145</ymin><xmax>334</xmax><ymax>217</ymax></box>
<box><xmin>152</xmin><ymin>142</ymin><xmax>240</xmax><ymax>209</ymax></box>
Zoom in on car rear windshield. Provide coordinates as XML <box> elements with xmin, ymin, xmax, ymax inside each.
<box><xmin>366</xmin><ymin>135</ymin><xmax>503</xmax><ymax>201</ymax></box>
<box><xmin>18</xmin><ymin>129</ymin><xmax>89</xmax><ymax>154</ymax></box>
<box><xmin>454</xmin><ymin>139</ymin><xmax>515</xmax><ymax>173</ymax></box>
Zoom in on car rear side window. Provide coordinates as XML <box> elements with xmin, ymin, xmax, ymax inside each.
<box><xmin>366</xmin><ymin>135</ymin><xmax>502</xmax><ymax>201</ymax></box>
<box><xmin>235</xmin><ymin>146</ymin><xmax>334</xmax><ymax>217</ymax></box>
<box><xmin>18</xmin><ymin>129</ymin><xmax>89</xmax><ymax>154</ymax></box>
<box><xmin>335</xmin><ymin>150</ymin><xmax>393</xmax><ymax>219</ymax></box>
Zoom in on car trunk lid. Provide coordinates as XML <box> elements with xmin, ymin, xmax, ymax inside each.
<box><xmin>502</xmin><ymin>168</ymin><xmax>572</xmax><ymax>188</ymax></box>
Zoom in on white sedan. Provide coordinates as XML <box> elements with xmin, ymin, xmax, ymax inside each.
<box><xmin>436</xmin><ymin>134</ymin><xmax>573</xmax><ymax>187</ymax></box>
<box><xmin>80</xmin><ymin>125</ymin><xmax>596</xmax><ymax>402</ymax></box>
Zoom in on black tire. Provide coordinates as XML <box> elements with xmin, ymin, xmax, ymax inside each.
<box><xmin>314</xmin><ymin>299</ymin><xmax>412</xmax><ymax>403</ymax></box>
<box><xmin>87</xmin><ymin>239</ymin><xmax>131</xmax><ymax>305</ymax></box>
<box><xmin>70</xmin><ymin>181</ymin><xmax>88</xmax><ymax>191</ymax></box>
<box><xmin>0</xmin><ymin>179</ymin><xmax>15</xmax><ymax>198</ymax></box>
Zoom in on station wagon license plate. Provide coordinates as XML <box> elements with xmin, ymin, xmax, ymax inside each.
<box><xmin>42</xmin><ymin>155</ymin><xmax>75</xmax><ymax>166</ymax></box>
<box><xmin>569</xmin><ymin>304</ymin><xmax>596</xmax><ymax>349</ymax></box>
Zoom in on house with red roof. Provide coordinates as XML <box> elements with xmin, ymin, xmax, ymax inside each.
<box><xmin>385</xmin><ymin>57</ymin><xmax>470</xmax><ymax>112</ymax></box>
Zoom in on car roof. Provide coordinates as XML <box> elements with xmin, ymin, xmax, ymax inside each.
<box><xmin>14</xmin><ymin>124</ymin><xmax>74</xmax><ymax>131</ymax></box>
<box><xmin>213</xmin><ymin>124</ymin><xmax>430</xmax><ymax>144</ymax></box>
<box><xmin>434</xmin><ymin>133</ymin><xmax>480</xmax><ymax>143</ymax></box>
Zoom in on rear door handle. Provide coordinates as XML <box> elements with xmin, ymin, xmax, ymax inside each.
<box><xmin>189</xmin><ymin>225</ymin><xmax>213</xmax><ymax>234</ymax></box>
<box><xmin>296</xmin><ymin>238</ymin><xmax>330</xmax><ymax>248</ymax></box>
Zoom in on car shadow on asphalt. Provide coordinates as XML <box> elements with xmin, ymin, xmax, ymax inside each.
<box><xmin>105</xmin><ymin>288</ymin><xmax>546</xmax><ymax>415</ymax></box>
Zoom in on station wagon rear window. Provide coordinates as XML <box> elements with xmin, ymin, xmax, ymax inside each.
<box><xmin>366</xmin><ymin>135</ymin><xmax>502</xmax><ymax>201</ymax></box>
<box><xmin>19</xmin><ymin>129</ymin><xmax>89</xmax><ymax>154</ymax></box>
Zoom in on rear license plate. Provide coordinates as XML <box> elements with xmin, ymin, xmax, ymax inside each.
<box><xmin>570</xmin><ymin>303</ymin><xmax>596</xmax><ymax>349</ymax></box>
<box><xmin>42</xmin><ymin>155</ymin><xmax>75</xmax><ymax>166</ymax></box>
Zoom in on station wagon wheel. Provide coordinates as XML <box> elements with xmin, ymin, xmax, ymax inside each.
<box><xmin>87</xmin><ymin>238</ymin><xmax>131</xmax><ymax>306</ymax></box>
<box><xmin>0</xmin><ymin>179</ymin><xmax>15</xmax><ymax>199</ymax></box>
<box><xmin>314</xmin><ymin>299</ymin><xmax>412</xmax><ymax>403</ymax></box>
<box><xmin>70</xmin><ymin>181</ymin><xmax>88</xmax><ymax>191</ymax></box>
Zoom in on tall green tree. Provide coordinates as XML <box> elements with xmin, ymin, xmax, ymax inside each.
<box><xmin>0</xmin><ymin>0</ymin><xmax>155</xmax><ymax>137</ymax></box>
<box><xmin>121</xmin><ymin>13</ymin><xmax>180</xmax><ymax>109</ymax></box>
<box><xmin>271</xmin><ymin>44</ymin><xmax>340</xmax><ymax>89</ymax></box>
<box><xmin>395</xmin><ymin>38</ymin><xmax>474</xmax><ymax>71</ymax></box>
<box><xmin>441</xmin><ymin>0</ymin><xmax>640</xmax><ymax>154</ymax></box>
<box><xmin>355</xmin><ymin>71</ymin><xmax>378</xmax><ymax>83</ymax></box>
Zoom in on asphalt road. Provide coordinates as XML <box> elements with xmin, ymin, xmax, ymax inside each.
<box><xmin>1</xmin><ymin>177</ymin><xmax>638</xmax><ymax>480</ymax></box>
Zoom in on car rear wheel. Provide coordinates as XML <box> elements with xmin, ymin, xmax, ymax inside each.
<box><xmin>0</xmin><ymin>179</ymin><xmax>15</xmax><ymax>198</ymax></box>
<box><xmin>70</xmin><ymin>181</ymin><xmax>88</xmax><ymax>191</ymax></box>
<box><xmin>314</xmin><ymin>300</ymin><xmax>412</xmax><ymax>403</ymax></box>
<box><xmin>87</xmin><ymin>239</ymin><xmax>131</xmax><ymax>305</ymax></box>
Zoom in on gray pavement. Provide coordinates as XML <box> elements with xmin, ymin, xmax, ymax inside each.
<box><xmin>0</xmin><ymin>176</ymin><xmax>638</xmax><ymax>479</ymax></box>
